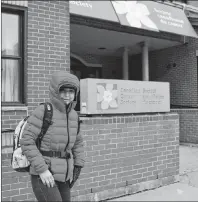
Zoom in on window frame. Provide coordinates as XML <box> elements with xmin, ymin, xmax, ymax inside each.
<box><xmin>1</xmin><ymin>4</ymin><xmax>27</xmax><ymax>106</ymax></box>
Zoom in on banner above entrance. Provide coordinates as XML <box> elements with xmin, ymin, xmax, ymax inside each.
<box><xmin>69</xmin><ymin>1</ymin><xmax>119</xmax><ymax>23</ymax></box>
<box><xmin>112</xmin><ymin>1</ymin><xmax>197</xmax><ymax>38</ymax></box>
<box><xmin>69</xmin><ymin>1</ymin><xmax>197</xmax><ymax>38</ymax></box>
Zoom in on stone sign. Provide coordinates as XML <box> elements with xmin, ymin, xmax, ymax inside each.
<box><xmin>80</xmin><ymin>79</ymin><xmax>170</xmax><ymax>114</ymax></box>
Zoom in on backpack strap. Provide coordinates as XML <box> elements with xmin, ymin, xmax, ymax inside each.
<box><xmin>77</xmin><ymin>116</ymin><xmax>82</xmax><ymax>135</ymax></box>
<box><xmin>36</xmin><ymin>102</ymin><xmax>53</xmax><ymax>150</ymax></box>
<box><xmin>15</xmin><ymin>116</ymin><xmax>29</xmax><ymax>150</ymax></box>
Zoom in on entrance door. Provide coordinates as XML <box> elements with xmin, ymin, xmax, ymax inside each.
<box><xmin>71</xmin><ymin>57</ymin><xmax>102</xmax><ymax>111</ymax></box>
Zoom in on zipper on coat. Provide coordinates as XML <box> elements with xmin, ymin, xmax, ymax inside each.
<box><xmin>65</xmin><ymin>105</ymin><xmax>70</xmax><ymax>183</ymax></box>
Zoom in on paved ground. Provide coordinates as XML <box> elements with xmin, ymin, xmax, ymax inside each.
<box><xmin>179</xmin><ymin>145</ymin><xmax>198</xmax><ymax>188</ymax></box>
<box><xmin>179</xmin><ymin>144</ymin><xmax>198</xmax><ymax>174</ymax></box>
<box><xmin>108</xmin><ymin>183</ymin><xmax>198</xmax><ymax>201</ymax></box>
<box><xmin>108</xmin><ymin>145</ymin><xmax>198</xmax><ymax>201</ymax></box>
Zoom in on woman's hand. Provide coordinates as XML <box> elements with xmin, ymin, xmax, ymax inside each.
<box><xmin>39</xmin><ymin>170</ymin><xmax>55</xmax><ymax>187</ymax></box>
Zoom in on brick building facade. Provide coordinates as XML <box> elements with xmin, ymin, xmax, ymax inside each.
<box><xmin>2</xmin><ymin>113</ymin><xmax>180</xmax><ymax>201</ymax></box>
<box><xmin>2</xmin><ymin>0</ymin><xmax>198</xmax><ymax>140</ymax></box>
<box><xmin>1</xmin><ymin>0</ymin><xmax>198</xmax><ymax>201</ymax></box>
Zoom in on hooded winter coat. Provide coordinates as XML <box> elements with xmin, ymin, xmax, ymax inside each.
<box><xmin>20</xmin><ymin>71</ymin><xmax>85</xmax><ymax>182</ymax></box>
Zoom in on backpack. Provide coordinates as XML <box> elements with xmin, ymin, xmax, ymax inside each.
<box><xmin>11</xmin><ymin>102</ymin><xmax>53</xmax><ymax>172</ymax></box>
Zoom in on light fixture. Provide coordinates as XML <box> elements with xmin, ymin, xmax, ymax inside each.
<box><xmin>166</xmin><ymin>63</ymin><xmax>177</xmax><ymax>69</ymax></box>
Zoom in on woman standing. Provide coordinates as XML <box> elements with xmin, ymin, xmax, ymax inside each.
<box><xmin>20</xmin><ymin>71</ymin><xmax>85</xmax><ymax>201</ymax></box>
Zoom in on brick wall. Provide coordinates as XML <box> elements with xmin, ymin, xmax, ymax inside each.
<box><xmin>2</xmin><ymin>113</ymin><xmax>179</xmax><ymax>201</ymax></box>
<box><xmin>148</xmin><ymin>29</ymin><xmax>198</xmax><ymax>144</ymax></box>
<box><xmin>1</xmin><ymin>110</ymin><xmax>27</xmax><ymax>131</ymax></box>
<box><xmin>27</xmin><ymin>0</ymin><xmax>70</xmax><ymax>113</ymax></box>
<box><xmin>171</xmin><ymin>109</ymin><xmax>198</xmax><ymax>144</ymax></box>
<box><xmin>149</xmin><ymin>31</ymin><xmax>198</xmax><ymax>107</ymax></box>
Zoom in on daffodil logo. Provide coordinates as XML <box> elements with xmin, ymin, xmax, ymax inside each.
<box><xmin>112</xmin><ymin>1</ymin><xmax>159</xmax><ymax>31</ymax></box>
<box><xmin>97</xmin><ymin>83</ymin><xmax>118</xmax><ymax>110</ymax></box>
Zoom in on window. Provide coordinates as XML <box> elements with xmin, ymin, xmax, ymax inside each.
<box><xmin>1</xmin><ymin>5</ymin><xmax>26</xmax><ymax>105</ymax></box>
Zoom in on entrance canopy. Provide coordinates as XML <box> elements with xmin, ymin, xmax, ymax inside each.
<box><xmin>69</xmin><ymin>1</ymin><xmax>197</xmax><ymax>38</ymax></box>
<box><xmin>71</xmin><ymin>24</ymin><xmax>181</xmax><ymax>57</ymax></box>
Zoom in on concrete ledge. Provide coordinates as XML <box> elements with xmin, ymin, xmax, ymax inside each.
<box><xmin>2</xmin><ymin>0</ymin><xmax>28</xmax><ymax>7</ymax></box>
<box><xmin>2</xmin><ymin>106</ymin><xmax>28</xmax><ymax>112</ymax></box>
<box><xmin>171</xmin><ymin>108</ymin><xmax>198</xmax><ymax>112</ymax></box>
<box><xmin>71</xmin><ymin>175</ymin><xmax>180</xmax><ymax>202</ymax></box>
<box><xmin>180</xmin><ymin>142</ymin><xmax>198</xmax><ymax>148</ymax></box>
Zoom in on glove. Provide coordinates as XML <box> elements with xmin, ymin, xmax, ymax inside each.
<box><xmin>69</xmin><ymin>165</ymin><xmax>82</xmax><ymax>188</ymax></box>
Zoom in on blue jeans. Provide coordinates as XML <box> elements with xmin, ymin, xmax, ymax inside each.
<box><xmin>31</xmin><ymin>175</ymin><xmax>71</xmax><ymax>202</ymax></box>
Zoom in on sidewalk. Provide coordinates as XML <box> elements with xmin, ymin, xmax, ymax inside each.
<box><xmin>180</xmin><ymin>144</ymin><xmax>198</xmax><ymax>174</ymax></box>
<box><xmin>108</xmin><ymin>145</ymin><xmax>198</xmax><ymax>201</ymax></box>
<box><xmin>179</xmin><ymin>144</ymin><xmax>198</xmax><ymax>188</ymax></box>
<box><xmin>108</xmin><ymin>183</ymin><xmax>198</xmax><ymax>201</ymax></box>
